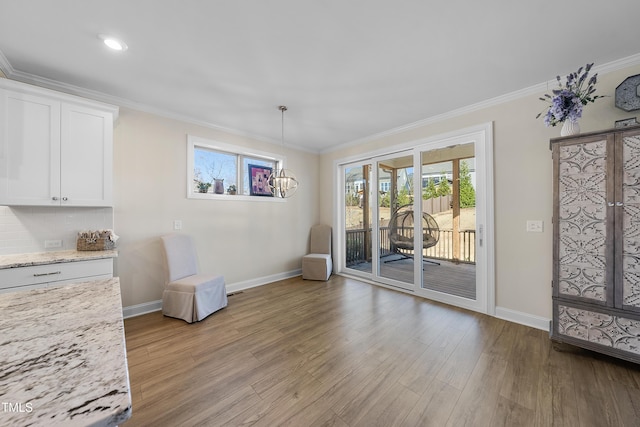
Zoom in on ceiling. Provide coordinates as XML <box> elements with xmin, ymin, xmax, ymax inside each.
<box><xmin>1</xmin><ymin>1</ymin><xmax>639</xmax><ymax>153</ymax></box>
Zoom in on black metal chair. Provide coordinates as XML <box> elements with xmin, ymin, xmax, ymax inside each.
<box><xmin>385</xmin><ymin>204</ymin><xmax>440</xmax><ymax>265</ymax></box>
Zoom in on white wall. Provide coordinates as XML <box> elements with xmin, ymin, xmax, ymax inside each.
<box><xmin>0</xmin><ymin>91</ymin><xmax>319</xmax><ymax>312</ymax></box>
<box><xmin>319</xmin><ymin>62</ymin><xmax>640</xmax><ymax>323</ymax></box>
<box><xmin>112</xmin><ymin>108</ymin><xmax>320</xmax><ymax>309</ymax></box>
<box><xmin>2</xmin><ymin>61</ymin><xmax>639</xmax><ymax>325</ymax></box>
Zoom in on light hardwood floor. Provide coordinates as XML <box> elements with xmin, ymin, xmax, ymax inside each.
<box><xmin>122</xmin><ymin>275</ymin><xmax>640</xmax><ymax>426</ymax></box>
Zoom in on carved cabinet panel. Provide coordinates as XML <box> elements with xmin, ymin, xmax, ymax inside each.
<box><xmin>557</xmin><ymin>139</ymin><xmax>610</xmax><ymax>303</ymax></box>
<box><xmin>557</xmin><ymin>304</ymin><xmax>640</xmax><ymax>355</ymax></box>
<box><xmin>552</xmin><ymin>126</ymin><xmax>640</xmax><ymax>363</ymax></box>
<box><xmin>619</xmin><ymin>133</ymin><xmax>640</xmax><ymax>310</ymax></box>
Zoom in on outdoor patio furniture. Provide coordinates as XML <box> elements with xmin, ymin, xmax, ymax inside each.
<box><xmin>386</xmin><ymin>204</ymin><xmax>440</xmax><ymax>265</ymax></box>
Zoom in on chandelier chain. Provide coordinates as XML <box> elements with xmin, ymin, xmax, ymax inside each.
<box><xmin>269</xmin><ymin>105</ymin><xmax>298</xmax><ymax>198</ymax></box>
<box><xmin>279</xmin><ymin>105</ymin><xmax>287</xmax><ymax>149</ymax></box>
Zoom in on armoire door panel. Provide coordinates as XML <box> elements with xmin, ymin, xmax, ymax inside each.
<box><xmin>618</xmin><ymin>131</ymin><xmax>640</xmax><ymax>311</ymax></box>
<box><xmin>557</xmin><ymin>138</ymin><xmax>612</xmax><ymax>304</ymax></box>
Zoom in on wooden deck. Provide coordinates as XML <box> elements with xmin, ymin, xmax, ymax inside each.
<box><xmin>348</xmin><ymin>255</ymin><xmax>476</xmax><ymax>299</ymax></box>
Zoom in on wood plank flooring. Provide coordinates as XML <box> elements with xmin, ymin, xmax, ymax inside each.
<box><xmin>122</xmin><ymin>275</ymin><xmax>640</xmax><ymax>426</ymax></box>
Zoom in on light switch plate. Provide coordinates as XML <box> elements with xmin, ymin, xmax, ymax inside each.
<box><xmin>526</xmin><ymin>220</ymin><xmax>543</xmax><ymax>233</ymax></box>
<box><xmin>173</xmin><ymin>220</ymin><xmax>182</xmax><ymax>230</ymax></box>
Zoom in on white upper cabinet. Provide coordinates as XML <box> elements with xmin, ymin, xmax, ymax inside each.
<box><xmin>0</xmin><ymin>90</ymin><xmax>61</xmax><ymax>205</ymax></box>
<box><xmin>60</xmin><ymin>103</ymin><xmax>113</xmax><ymax>206</ymax></box>
<box><xmin>0</xmin><ymin>79</ymin><xmax>117</xmax><ymax>206</ymax></box>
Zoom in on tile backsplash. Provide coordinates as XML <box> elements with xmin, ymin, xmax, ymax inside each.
<box><xmin>0</xmin><ymin>206</ymin><xmax>114</xmax><ymax>255</ymax></box>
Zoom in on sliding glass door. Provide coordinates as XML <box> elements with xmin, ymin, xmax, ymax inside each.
<box><xmin>339</xmin><ymin>124</ymin><xmax>492</xmax><ymax>314</ymax></box>
<box><xmin>342</xmin><ymin>151</ymin><xmax>416</xmax><ymax>290</ymax></box>
<box><xmin>343</xmin><ymin>163</ymin><xmax>372</xmax><ymax>275</ymax></box>
<box><xmin>419</xmin><ymin>144</ymin><xmax>477</xmax><ymax>300</ymax></box>
<box><xmin>376</xmin><ymin>152</ymin><xmax>415</xmax><ymax>290</ymax></box>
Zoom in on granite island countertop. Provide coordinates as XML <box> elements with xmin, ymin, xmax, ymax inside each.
<box><xmin>0</xmin><ymin>249</ymin><xmax>118</xmax><ymax>270</ymax></box>
<box><xmin>0</xmin><ymin>278</ymin><xmax>132</xmax><ymax>426</ymax></box>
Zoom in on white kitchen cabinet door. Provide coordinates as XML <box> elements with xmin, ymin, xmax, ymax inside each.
<box><xmin>60</xmin><ymin>103</ymin><xmax>113</xmax><ymax>206</ymax></box>
<box><xmin>0</xmin><ymin>79</ymin><xmax>115</xmax><ymax>207</ymax></box>
<box><xmin>0</xmin><ymin>90</ymin><xmax>62</xmax><ymax>205</ymax></box>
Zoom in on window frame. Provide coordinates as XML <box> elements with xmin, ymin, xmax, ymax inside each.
<box><xmin>187</xmin><ymin>135</ymin><xmax>286</xmax><ymax>202</ymax></box>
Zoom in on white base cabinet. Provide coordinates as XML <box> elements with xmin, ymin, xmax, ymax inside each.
<box><xmin>0</xmin><ymin>79</ymin><xmax>117</xmax><ymax>207</ymax></box>
<box><xmin>0</xmin><ymin>258</ymin><xmax>113</xmax><ymax>294</ymax></box>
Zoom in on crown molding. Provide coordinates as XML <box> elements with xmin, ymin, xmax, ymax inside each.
<box><xmin>321</xmin><ymin>52</ymin><xmax>640</xmax><ymax>154</ymax></box>
<box><xmin>0</xmin><ymin>53</ymin><xmax>318</xmax><ymax>154</ymax></box>
<box><xmin>0</xmin><ymin>49</ymin><xmax>14</xmax><ymax>77</ymax></box>
<box><xmin>2</xmin><ymin>47</ymin><xmax>639</xmax><ymax>157</ymax></box>
<box><xmin>594</xmin><ymin>52</ymin><xmax>640</xmax><ymax>74</ymax></box>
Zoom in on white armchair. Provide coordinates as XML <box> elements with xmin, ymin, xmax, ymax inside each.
<box><xmin>160</xmin><ymin>234</ymin><xmax>228</xmax><ymax>323</ymax></box>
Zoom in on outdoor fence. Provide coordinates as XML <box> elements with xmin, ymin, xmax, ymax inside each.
<box><xmin>422</xmin><ymin>195</ymin><xmax>452</xmax><ymax>215</ymax></box>
<box><xmin>345</xmin><ymin>227</ymin><xmax>476</xmax><ymax>266</ymax></box>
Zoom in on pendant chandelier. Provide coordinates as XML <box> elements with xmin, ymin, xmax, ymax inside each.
<box><xmin>269</xmin><ymin>106</ymin><xmax>298</xmax><ymax>198</ymax></box>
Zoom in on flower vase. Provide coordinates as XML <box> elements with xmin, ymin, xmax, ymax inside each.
<box><xmin>213</xmin><ymin>179</ymin><xmax>225</xmax><ymax>194</ymax></box>
<box><xmin>560</xmin><ymin>120</ymin><xmax>580</xmax><ymax>137</ymax></box>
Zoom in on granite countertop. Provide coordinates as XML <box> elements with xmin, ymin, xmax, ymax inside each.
<box><xmin>0</xmin><ymin>278</ymin><xmax>132</xmax><ymax>426</ymax></box>
<box><xmin>0</xmin><ymin>250</ymin><xmax>118</xmax><ymax>270</ymax></box>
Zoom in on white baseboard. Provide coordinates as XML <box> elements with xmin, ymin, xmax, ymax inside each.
<box><xmin>122</xmin><ymin>300</ymin><xmax>162</xmax><ymax>319</ymax></box>
<box><xmin>495</xmin><ymin>306</ymin><xmax>550</xmax><ymax>331</ymax></box>
<box><xmin>121</xmin><ymin>269</ymin><xmax>302</xmax><ymax>319</ymax></box>
<box><xmin>225</xmin><ymin>269</ymin><xmax>302</xmax><ymax>294</ymax></box>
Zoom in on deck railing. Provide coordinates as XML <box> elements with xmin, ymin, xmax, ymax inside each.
<box><xmin>345</xmin><ymin>227</ymin><xmax>476</xmax><ymax>266</ymax></box>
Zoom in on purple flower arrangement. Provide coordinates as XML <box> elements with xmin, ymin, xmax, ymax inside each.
<box><xmin>537</xmin><ymin>63</ymin><xmax>603</xmax><ymax>127</ymax></box>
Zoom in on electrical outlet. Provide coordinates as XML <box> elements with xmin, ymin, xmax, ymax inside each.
<box><xmin>173</xmin><ymin>220</ymin><xmax>182</xmax><ymax>230</ymax></box>
<box><xmin>44</xmin><ymin>239</ymin><xmax>62</xmax><ymax>249</ymax></box>
<box><xmin>526</xmin><ymin>220</ymin><xmax>543</xmax><ymax>233</ymax></box>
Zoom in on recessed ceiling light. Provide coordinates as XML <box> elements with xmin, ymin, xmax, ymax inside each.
<box><xmin>99</xmin><ymin>34</ymin><xmax>128</xmax><ymax>52</ymax></box>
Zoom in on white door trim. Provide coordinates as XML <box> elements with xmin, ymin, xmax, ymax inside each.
<box><xmin>334</xmin><ymin>122</ymin><xmax>495</xmax><ymax>315</ymax></box>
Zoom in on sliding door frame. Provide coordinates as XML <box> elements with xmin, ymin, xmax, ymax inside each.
<box><xmin>334</xmin><ymin>122</ymin><xmax>495</xmax><ymax>315</ymax></box>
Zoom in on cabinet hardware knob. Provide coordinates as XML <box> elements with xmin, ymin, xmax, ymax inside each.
<box><xmin>616</xmin><ymin>202</ymin><xmax>624</xmax><ymax>207</ymax></box>
<box><xmin>52</xmin><ymin>197</ymin><xmax>58</xmax><ymax>201</ymax></box>
<box><xmin>62</xmin><ymin>197</ymin><xmax>68</xmax><ymax>201</ymax></box>
<box><xmin>607</xmin><ymin>202</ymin><xmax>615</xmax><ymax>207</ymax></box>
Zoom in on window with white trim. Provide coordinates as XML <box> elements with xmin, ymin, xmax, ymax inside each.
<box><xmin>187</xmin><ymin>135</ymin><xmax>282</xmax><ymax>199</ymax></box>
